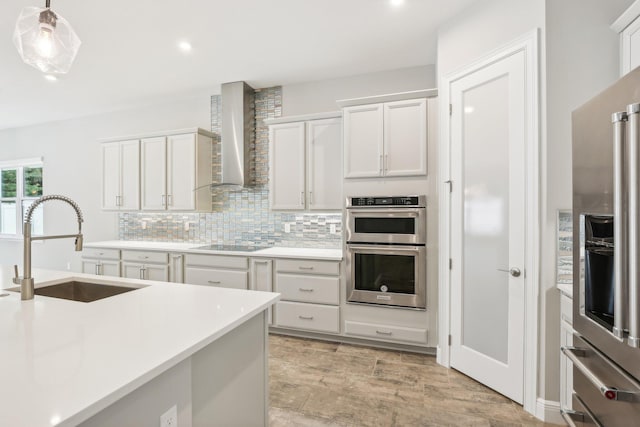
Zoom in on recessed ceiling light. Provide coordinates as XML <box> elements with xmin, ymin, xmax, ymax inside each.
<box><xmin>390</xmin><ymin>0</ymin><xmax>405</xmax><ymax>6</ymax></box>
<box><xmin>44</xmin><ymin>74</ymin><xmax>57</xmax><ymax>82</ymax></box>
<box><xmin>178</xmin><ymin>41</ymin><xmax>192</xmax><ymax>52</ymax></box>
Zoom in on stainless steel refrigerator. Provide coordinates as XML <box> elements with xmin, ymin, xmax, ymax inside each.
<box><xmin>568</xmin><ymin>67</ymin><xmax>640</xmax><ymax>426</ymax></box>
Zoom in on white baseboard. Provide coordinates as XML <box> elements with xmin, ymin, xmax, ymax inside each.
<box><xmin>535</xmin><ymin>398</ymin><xmax>563</xmax><ymax>425</ymax></box>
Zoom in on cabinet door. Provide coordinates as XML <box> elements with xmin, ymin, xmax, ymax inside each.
<box><xmin>169</xmin><ymin>253</ymin><xmax>185</xmax><ymax>283</ymax></box>
<box><xmin>82</xmin><ymin>259</ymin><xmax>100</xmax><ymax>275</ymax></box>
<box><xmin>145</xmin><ymin>264</ymin><xmax>170</xmax><ymax>282</ymax></box>
<box><xmin>343</xmin><ymin>104</ymin><xmax>383</xmax><ymax>178</ymax></box>
<box><xmin>122</xmin><ymin>262</ymin><xmax>144</xmax><ymax>279</ymax></box>
<box><xmin>141</xmin><ymin>136</ymin><xmax>167</xmax><ymax>210</ymax></box>
<box><xmin>119</xmin><ymin>140</ymin><xmax>140</xmax><ymax>210</ymax></box>
<box><xmin>251</xmin><ymin>259</ymin><xmax>273</xmax><ymax>324</ymax></box>
<box><xmin>383</xmin><ymin>98</ymin><xmax>427</xmax><ymax>177</ymax></box>
<box><xmin>167</xmin><ymin>133</ymin><xmax>196</xmax><ymax>211</ymax></box>
<box><xmin>307</xmin><ymin>118</ymin><xmax>343</xmax><ymax>210</ymax></box>
<box><xmin>622</xmin><ymin>16</ymin><xmax>640</xmax><ymax>75</ymax></box>
<box><xmin>269</xmin><ymin>122</ymin><xmax>306</xmax><ymax>210</ymax></box>
<box><xmin>100</xmin><ymin>261</ymin><xmax>121</xmax><ymax>278</ymax></box>
<box><xmin>101</xmin><ymin>142</ymin><xmax>120</xmax><ymax>210</ymax></box>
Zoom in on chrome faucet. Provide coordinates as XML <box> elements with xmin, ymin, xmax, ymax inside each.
<box><xmin>13</xmin><ymin>195</ymin><xmax>84</xmax><ymax>300</ymax></box>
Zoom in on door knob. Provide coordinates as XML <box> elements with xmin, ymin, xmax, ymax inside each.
<box><xmin>497</xmin><ymin>268</ymin><xmax>521</xmax><ymax>277</ymax></box>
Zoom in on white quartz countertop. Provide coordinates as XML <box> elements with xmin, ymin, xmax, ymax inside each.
<box><xmin>0</xmin><ymin>265</ymin><xmax>279</xmax><ymax>427</ymax></box>
<box><xmin>84</xmin><ymin>240</ymin><xmax>343</xmax><ymax>261</ymax></box>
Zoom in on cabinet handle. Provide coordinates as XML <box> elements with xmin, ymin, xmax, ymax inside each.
<box><xmin>309</xmin><ymin>191</ymin><xmax>313</xmax><ymax>205</ymax></box>
<box><xmin>115</xmin><ymin>195</ymin><xmax>120</xmax><ymax>207</ymax></box>
<box><xmin>298</xmin><ymin>315</ymin><xmax>314</xmax><ymax>320</ymax></box>
<box><xmin>167</xmin><ymin>194</ymin><xmax>173</xmax><ymax>206</ymax></box>
<box><xmin>298</xmin><ymin>288</ymin><xmax>314</xmax><ymax>292</ymax></box>
<box><xmin>384</xmin><ymin>154</ymin><xmax>388</xmax><ymax>173</ymax></box>
<box><xmin>139</xmin><ymin>267</ymin><xmax>146</xmax><ymax>280</ymax></box>
<box><xmin>172</xmin><ymin>255</ymin><xmax>183</xmax><ymax>260</ymax></box>
<box><xmin>138</xmin><ymin>256</ymin><xmax>149</xmax><ymax>260</ymax></box>
<box><xmin>161</xmin><ymin>195</ymin><xmax>166</xmax><ymax>206</ymax></box>
<box><xmin>298</xmin><ymin>266</ymin><xmax>314</xmax><ymax>271</ymax></box>
<box><xmin>95</xmin><ymin>264</ymin><xmax>100</xmax><ymax>275</ymax></box>
<box><xmin>376</xmin><ymin>330</ymin><xmax>393</xmax><ymax>336</ymax></box>
<box><xmin>379</xmin><ymin>154</ymin><xmax>383</xmax><ymax>174</ymax></box>
<box><xmin>208</xmin><ymin>280</ymin><xmax>221</xmax><ymax>285</ymax></box>
<box><xmin>300</xmin><ymin>191</ymin><xmax>305</xmax><ymax>206</ymax></box>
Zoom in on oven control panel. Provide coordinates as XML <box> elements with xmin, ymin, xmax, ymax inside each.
<box><xmin>348</xmin><ymin>196</ymin><xmax>425</xmax><ymax>207</ymax></box>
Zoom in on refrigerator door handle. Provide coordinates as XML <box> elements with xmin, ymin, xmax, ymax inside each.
<box><xmin>627</xmin><ymin>104</ymin><xmax>640</xmax><ymax>347</ymax></box>
<box><xmin>613</xmin><ymin>111</ymin><xmax>629</xmax><ymax>340</ymax></box>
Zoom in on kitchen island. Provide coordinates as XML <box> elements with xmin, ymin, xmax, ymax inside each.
<box><xmin>0</xmin><ymin>265</ymin><xmax>279</xmax><ymax>427</ymax></box>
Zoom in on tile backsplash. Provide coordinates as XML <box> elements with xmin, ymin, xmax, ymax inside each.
<box><xmin>557</xmin><ymin>210</ymin><xmax>573</xmax><ymax>285</ymax></box>
<box><xmin>118</xmin><ymin>85</ymin><xmax>343</xmax><ymax>249</ymax></box>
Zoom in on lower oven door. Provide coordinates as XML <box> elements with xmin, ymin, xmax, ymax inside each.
<box><xmin>346</xmin><ymin>244</ymin><xmax>426</xmax><ymax>309</ymax></box>
<box><xmin>563</xmin><ymin>334</ymin><xmax>640</xmax><ymax>427</ymax></box>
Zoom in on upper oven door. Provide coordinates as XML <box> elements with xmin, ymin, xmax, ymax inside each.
<box><xmin>346</xmin><ymin>208</ymin><xmax>426</xmax><ymax>244</ymax></box>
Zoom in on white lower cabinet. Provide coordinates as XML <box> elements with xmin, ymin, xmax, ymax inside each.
<box><xmin>273</xmin><ymin>258</ymin><xmax>341</xmax><ymax>334</ymax></box>
<box><xmin>275</xmin><ymin>301</ymin><xmax>340</xmax><ymax>334</ymax></box>
<box><xmin>251</xmin><ymin>259</ymin><xmax>274</xmax><ymax>325</ymax></box>
<box><xmin>344</xmin><ymin>320</ymin><xmax>427</xmax><ymax>345</ymax></box>
<box><xmin>184</xmin><ymin>254</ymin><xmax>249</xmax><ymax>290</ymax></box>
<box><xmin>121</xmin><ymin>250</ymin><xmax>170</xmax><ymax>281</ymax></box>
<box><xmin>560</xmin><ymin>292</ymin><xmax>574</xmax><ymax>411</ymax></box>
<box><xmin>82</xmin><ymin>248</ymin><xmax>121</xmax><ymax>277</ymax></box>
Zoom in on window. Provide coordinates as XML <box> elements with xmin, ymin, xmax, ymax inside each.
<box><xmin>0</xmin><ymin>158</ymin><xmax>43</xmax><ymax>237</ymax></box>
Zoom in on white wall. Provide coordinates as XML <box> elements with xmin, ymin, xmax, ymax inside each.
<box><xmin>542</xmin><ymin>0</ymin><xmax>632</xmax><ymax>401</ymax></box>
<box><xmin>0</xmin><ymin>95</ymin><xmax>211</xmax><ymax>272</ymax></box>
<box><xmin>437</xmin><ymin>0</ymin><xmax>632</xmax><ymax>406</ymax></box>
<box><xmin>283</xmin><ymin>65</ymin><xmax>435</xmax><ymax>115</ymax></box>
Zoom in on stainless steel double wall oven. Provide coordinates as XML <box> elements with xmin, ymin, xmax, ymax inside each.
<box><xmin>345</xmin><ymin>196</ymin><xmax>426</xmax><ymax>309</ymax></box>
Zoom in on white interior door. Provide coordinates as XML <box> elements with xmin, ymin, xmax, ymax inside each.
<box><xmin>449</xmin><ymin>49</ymin><xmax>526</xmax><ymax>404</ymax></box>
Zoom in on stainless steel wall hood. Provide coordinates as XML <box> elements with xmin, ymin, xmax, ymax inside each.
<box><xmin>218</xmin><ymin>81</ymin><xmax>255</xmax><ymax>187</ymax></box>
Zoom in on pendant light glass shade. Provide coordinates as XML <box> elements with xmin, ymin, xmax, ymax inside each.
<box><xmin>13</xmin><ymin>6</ymin><xmax>81</xmax><ymax>74</ymax></box>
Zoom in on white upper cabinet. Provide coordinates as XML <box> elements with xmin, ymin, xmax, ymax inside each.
<box><xmin>141</xmin><ymin>136</ymin><xmax>167</xmax><ymax>211</ymax></box>
<box><xmin>383</xmin><ymin>99</ymin><xmax>427</xmax><ymax>177</ymax></box>
<box><xmin>613</xmin><ymin>1</ymin><xmax>640</xmax><ymax>76</ymax></box>
<box><xmin>269</xmin><ymin>122</ymin><xmax>306</xmax><ymax>210</ymax></box>
<box><xmin>343</xmin><ymin>104</ymin><xmax>384</xmax><ymax>178</ymax></box>
<box><xmin>307</xmin><ymin>118</ymin><xmax>342</xmax><ymax>210</ymax></box>
<box><xmin>101</xmin><ymin>128</ymin><xmax>213</xmax><ymax>212</ymax></box>
<box><xmin>101</xmin><ymin>139</ymin><xmax>140</xmax><ymax>211</ymax></box>
<box><xmin>268</xmin><ymin>114</ymin><xmax>342</xmax><ymax>211</ymax></box>
<box><xmin>341</xmin><ymin>94</ymin><xmax>430</xmax><ymax>178</ymax></box>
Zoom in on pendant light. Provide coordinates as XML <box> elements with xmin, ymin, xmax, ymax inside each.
<box><xmin>13</xmin><ymin>0</ymin><xmax>81</xmax><ymax>74</ymax></box>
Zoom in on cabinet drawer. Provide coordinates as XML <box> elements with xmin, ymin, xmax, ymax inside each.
<box><xmin>561</xmin><ymin>293</ymin><xmax>573</xmax><ymax>325</ymax></box>
<box><xmin>185</xmin><ymin>267</ymin><xmax>248</xmax><ymax>290</ymax></box>
<box><xmin>344</xmin><ymin>320</ymin><xmax>427</xmax><ymax>344</ymax></box>
<box><xmin>276</xmin><ymin>259</ymin><xmax>339</xmax><ymax>276</ymax></box>
<box><xmin>121</xmin><ymin>250</ymin><xmax>168</xmax><ymax>264</ymax></box>
<box><xmin>82</xmin><ymin>248</ymin><xmax>120</xmax><ymax>260</ymax></box>
<box><xmin>185</xmin><ymin>254</ymin><xmax>248</xmax><ymax>270</ymax></box>
<box><xmin>275</xmin><ymin>301</ymin><xmax>339</xmax><ymax>334</ymax></box>
<box><xmin>276</xmin><ymin>274</ymin><xmax>339</xmax><ymax>305</ymax></box>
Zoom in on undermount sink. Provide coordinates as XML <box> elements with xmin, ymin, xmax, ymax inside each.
<box><xmin>8</xmin><ymin>281</ymin><xmax>142</xmax><ymax>303</ymax></box>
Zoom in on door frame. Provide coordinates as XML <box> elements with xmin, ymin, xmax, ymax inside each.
<box><xmin>437</xmin><ymin>29</ymin><xmax>540</xmax><ymax>416</ymax></box>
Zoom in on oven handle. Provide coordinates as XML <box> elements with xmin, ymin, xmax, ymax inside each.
<box><xmin>347</xmin><ymin>244</ymin><xmax>424</xmax><ymax>253</ymax></box>
<box><xmin>562</xmin><ymin>345</ymin><xmax>640</xmax><ymax>402</ymax></box>
<box><xmin>347</xmin><ymin>208</ymin><xmax>424</xmax><ymax>217</ymax></box>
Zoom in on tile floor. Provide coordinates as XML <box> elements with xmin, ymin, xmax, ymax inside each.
<box><xmin>268</xmin><ymin>334</ymin><xmax>559</xmax><ymax>427</ymax></box>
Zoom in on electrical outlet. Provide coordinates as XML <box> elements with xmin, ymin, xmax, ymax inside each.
<box><xmin>141</xmin><ymin>221</ymin><xmax>147</xmax><ymax>230</ymax></box>
<box><xmin>160</xmin><ymin>405</ymin><xmax>177</xmax><ymax>427</ymax></box>
<box><xmin>66</xmin><ymin>262</ymin><xmax>71</xmax><ymax>271</ymax></box>
<box><xmin>184</xmin><ymin>222</ymin><xmax>190</xmax><ymax>232</ymax></box>
<box><xmin>284</xmin><ymin>223</ymin><xmax>291</xmax><ymax>233</ymax></box>
<box><xmin>330</xmin><ymin>224</ymin><xmax>337</xmax><ymax>234</ymax></box>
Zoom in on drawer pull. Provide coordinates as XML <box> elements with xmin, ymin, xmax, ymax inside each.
<box><xmin>208</xmin><ymin>280</ymin><xmax>222</xmax><ymax>285</ymax></box>
<box><xmin>298</xmin><ymin>288</ymin><xmax>314</xmax><ymax>292</ymax></box>
<box><xmin>376</xmin><ymin>330</ymin><xmax>393</xmax><ymax>336</ymax></box>
<box><xmin>298</xmin><ymin>315</ymin><xmax>314</xmax><ymax>320</ymax></box>
<box><xmin>298</xmin><ymin>266</ymin><xmax>314</xmax><ymax>270</ymax></box>
<box><xmin>97</xmin><ymin>252</ymin><xmax>104</xmax><ymax>256</ymax></box>
<box><xmin>562</xmin><ymin>345</ymin><xmax>640</xmax><ymax>402</ymax></box>
<box><xmin>139</xmin><ymin>256</ymin><xmax>149</xmax><ymax>260</ymax></box>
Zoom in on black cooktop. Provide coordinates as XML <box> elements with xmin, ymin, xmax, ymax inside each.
<box><xmin>195</xmin><ymin>244</ymin><xmax>266</xmax><ymax>252</ymax></box>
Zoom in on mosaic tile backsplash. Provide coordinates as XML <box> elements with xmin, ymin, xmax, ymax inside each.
<box><xmin>557</xmin><ymin>210</ymin><xmax>573</xmax><ymax>285</ymax></box>
<box><xmin>118</xmin><ymin>86</ymin><xmax>343</xmax><ymax>249</ymax></box>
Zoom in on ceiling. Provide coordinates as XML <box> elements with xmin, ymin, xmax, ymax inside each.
<box><xmin>0</xmin><ymin>0</ymin><xmax>478</xmax><ymax>130</ymax></box>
